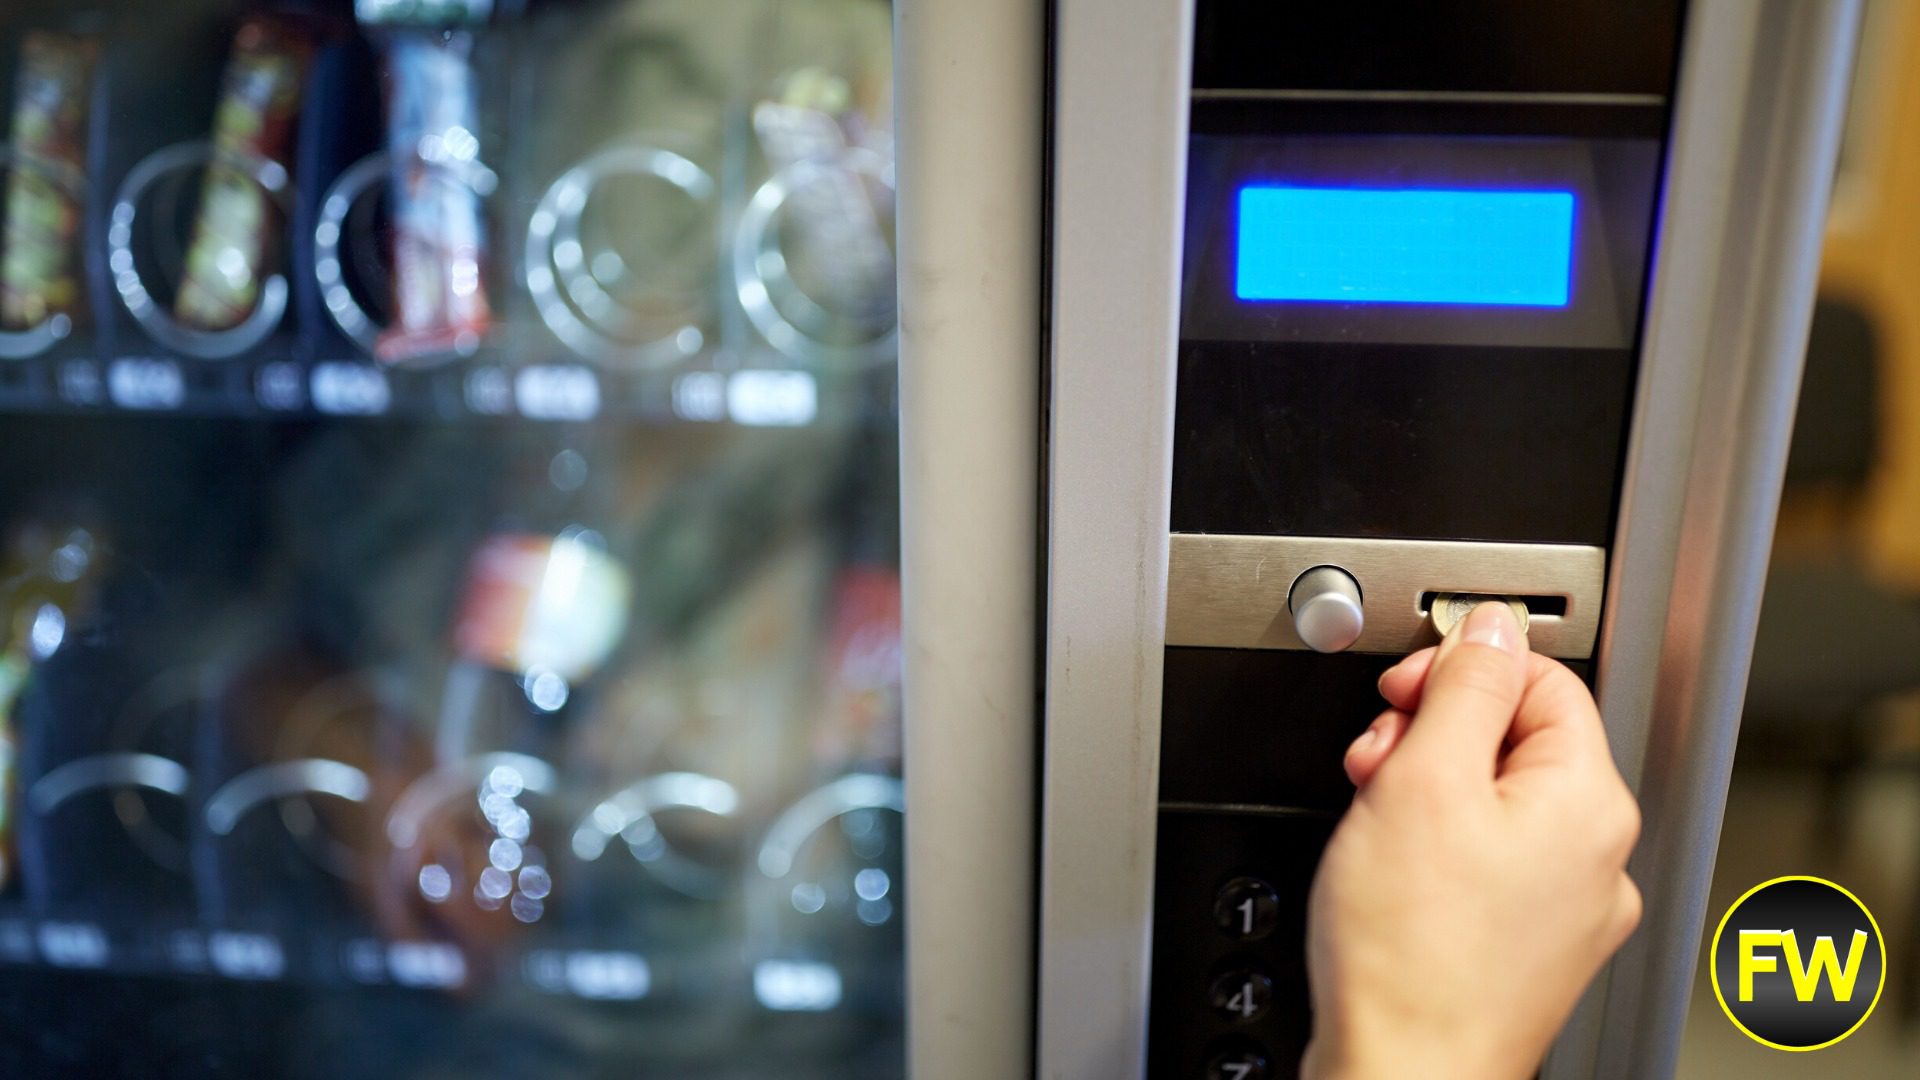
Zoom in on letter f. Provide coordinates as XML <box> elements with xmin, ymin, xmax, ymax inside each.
<box><xmin>1739</xmin><ymin>930</ymin><xmax>1787</xmax><ymax>1002</ymax></box>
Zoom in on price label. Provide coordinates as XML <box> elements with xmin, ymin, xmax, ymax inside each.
<box><xmin>561</xmin><ymin>950</ymin><xmax>650</xmax><ymax>1000</ymax></box>
<box><xmin>108</xmin><ymin>358</ymin><xmax>186</xmax><ymax>410</ymax></box>
<box><xmin>209</xmin><ymin>931</ymin><xmax>285</xmax><ymax>980</ymax></box>
<box><xmin>727</xmin><ymin>369</ymin><xmax>817</xmax><ymax>426</ymax></box>
<box><xmin>515</xmin><ymin>364</ymin><xmax>601</xmax><ymax>421</ymax></box>
<box><xmin>464</xmin><ymin>366</ymin><xmax>514</xmax><ymax>416</ymax></box>
<box><xmin>672</xmin><ymin>371</ymin><xmax>727</xmax><ymax>422</ymax></box>
<box><xmin>388</xmin><ymin>941</ymin><xmax>466</xmax><ymax>988</ymax></box>
<box><xmin>255</xmin><ymin>362</ymin><xmax>306</xmax><ymax>411</ymax></box>
<box><xmin>312</xmin><ymin>362</ymin><xmax>392</xmax><ymax>416</ymax></box>
<box><xmin>58</xmin><ymin>360</ymin><xmax>103</xmax><ymax>405</ymax></box>
<box><xmin>38</xmin><ymin>921</ymin><xmax>109</xmax><ymax>969</ymax></box>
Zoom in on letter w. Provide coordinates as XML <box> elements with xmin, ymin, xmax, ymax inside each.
<box><xmin>1784</xmin><ymin>930</ymin><xmax>1869</xmax><ymax>1002</ymax></box>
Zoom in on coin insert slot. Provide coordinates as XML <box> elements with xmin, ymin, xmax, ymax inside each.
<box><xmin>1417</xmin><ymin>592</ymin><xmax>1568</xmax><ymax>619</ymax></box>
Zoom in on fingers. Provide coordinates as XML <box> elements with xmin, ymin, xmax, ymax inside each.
<box><xmin>1377</xmin><ymin>646</ymin><xmax>1437</xmax><ymax>712</ymax></box>
<box><xmin>1497</xmin><ymin>659</ymin><xmax>1617</xmax><ymax>788</ymax></box>
<box><xmin>1390</xmin><ymin>602</ymin><xmax>1530</xmax><ymax>778</ymax></box>
<box><xmin>1608</xmin><ymin>873</ymin><xmax>1644</xmax><ymax>951</ymax></box>
<box><xmin>1381</xmin><ymin>649</ymin><xmax>1579</xmax><ymax>719</ymax></box>
<box><xmin>1344</xmin><ymin>709</ymin><xmax>1411</xmax><ymax>788</ymax></box>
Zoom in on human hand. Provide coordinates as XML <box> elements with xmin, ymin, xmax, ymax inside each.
<box><xmin>1301</xmin><ymin>601</ymin><xmax>1642</xmax><ymax>1080</ymax></box>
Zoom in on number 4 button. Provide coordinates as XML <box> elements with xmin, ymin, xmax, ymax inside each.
<box><xmin>1213</xmin><ymin>877</ymin><xmax>1280</xmax><ymax>941</ymax></box>
<box><xmin>1207</xmin><ymin>968</ymin><xmax>1273</xmax><ymax>1023</ymax></box>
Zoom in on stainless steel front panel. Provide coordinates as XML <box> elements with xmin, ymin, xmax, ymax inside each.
<box><xmin>1165</xmin><ymin>533</ymin><xmax>1606</xmax><ymax>658</ymax></box>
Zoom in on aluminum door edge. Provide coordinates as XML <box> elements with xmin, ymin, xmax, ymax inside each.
<box><xmin>896</xmin><ymin>3</ymin><xmax>1046</xmax><ymax>1078</ymax></box>
<box><xmin>1037</xmin><ymin>1</ymin><xmax>1195</xmax><ymax>1078</ymax></box>
<box><xmin>1545</xmin><ymin>2</ymin><xmax>1862</xmax><ymax>1078</ymax></box>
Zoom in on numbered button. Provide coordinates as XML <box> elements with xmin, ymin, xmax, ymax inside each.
<box><xmin>1207</xmin><ymin>968</ymin><xmax>1273</xmax><ymax>1023</ymax></box>
<box><xmin>1205</xmin><ymin>1038</ymin><xmax>1271</xmax><ymax>1080</ymax></box>
<box><xmin>1213</xmin><ymin>876</ymin><xmax>1280</xmax><ymax>941</ymax></box>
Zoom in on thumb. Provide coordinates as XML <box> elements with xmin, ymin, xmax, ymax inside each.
<box><xmin>1392</xmin><ymin>601</ymin><xmax>1529</xmax><ymax>779</ymax></box>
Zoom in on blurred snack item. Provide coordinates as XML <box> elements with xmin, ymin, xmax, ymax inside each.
<box><xmin>375</xmin><ymin>32</ymin><xmax>492</xmax><ymax>365</ymax></box>
<box><xmin>427</xmin><ymin>527</ymin><xmax>631</xmax><ymax>932</ymax></box>
<box><xmin>174</xmin><ymin>16</ymin><xmax>313</xmax><ymax>332</ymax></box>
<box><xmin>451</xmin><ymin>531</ymin><xmax>632</xmax><ymax>682</ymax></box>
<box><xmin>0</xmin><ymin>519</ymin><xmax>106</xmax><ymax>895</ymax></box>
<box><xmin>813</xmin><ymin>566</ymin><xmax>900</xmax><ymax>772</ymax></box>
<box><xmin>0</xmin><ymin>32</ymin><xmax>98</xmax><ymax>331</ymax></box>
<box><xmin>751</xmin><ymin>67</ymin><xmax>893</xmax><ymax>323</ymax></box>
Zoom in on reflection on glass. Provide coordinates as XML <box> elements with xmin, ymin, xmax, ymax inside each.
<box><xmin>0</xmin><ymin>0</ymin><xmax>902</xmax><ymax>1075</ymax></box>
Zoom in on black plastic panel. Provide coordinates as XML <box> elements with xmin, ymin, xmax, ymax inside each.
<box><xmin>1147</xmin><ymin>811</ymin><xmax>1334</xmax><ymax>1080</ymax></box>
<box><xmin>1155</xmin><ymin>5</ymin><xmax>1686</xmax><ymax>1074</ymax></box>
<box><xmin>1192</xmin><ymin>0</ymin><xmax>1685</xmax><ymax>96</ymax></box>
<box><xmin>1191</xmin><ymin>100</ymin><xmax>1669</xmax><ymax>141</ymax></box>
<box><xmin>1161</xmin><ymin>648</ymin><xmax>1391</xmax><ymax>813</ymax></box>
<box><xmin>1170</xmin><ymin>342</ymin><xmax>1633</xmax><ymax>543</ymax></box>
<box><xmin>1160</xmin><ymin>649</ymin><xmax>1598</xmax><ymax>816</ymax></box>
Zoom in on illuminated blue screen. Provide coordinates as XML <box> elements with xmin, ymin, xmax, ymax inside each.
<box><xmin>1235</xmin><ymin>186</ymin><xmax>1576</xmax><ymax>307</ymax></box>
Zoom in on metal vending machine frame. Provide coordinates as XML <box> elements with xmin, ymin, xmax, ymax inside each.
<box><xmin>896</xmin><ymin>1</ymin><xmax>1860</xmax><ymax>1078</ymax></box>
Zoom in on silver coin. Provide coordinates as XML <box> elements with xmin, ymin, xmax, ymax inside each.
<box><xmin>1430</xmin><ymin>594</ymin><xmax>1530</xmax><ymax>638</ymax></box>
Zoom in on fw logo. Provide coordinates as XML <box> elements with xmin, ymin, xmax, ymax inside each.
<box><xmin>1736</xmin><ymin>928</ymin><xmax>1869</xmax><ymax>1004</ymax></box>
<box><xmin>1711</xmin><ymin>877</ymin><xmax>1885</xmax><ymax>1051</ymax></box>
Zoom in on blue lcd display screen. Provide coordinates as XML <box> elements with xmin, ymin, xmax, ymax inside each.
<box><xmin>1235</xmin><ymin>186</ymin><xmax>1577</xmax><ymax>307</ymax></box>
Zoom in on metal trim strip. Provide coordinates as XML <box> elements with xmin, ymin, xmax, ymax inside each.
<box><xmin>1544</xmin><ymin>3</ymin><xmax>1863</xmax><ymax>1077</ymax></box>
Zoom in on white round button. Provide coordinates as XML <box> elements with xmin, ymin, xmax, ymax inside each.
<box><xmin>1289</xmin><ymin>565</ymin><xmax>1364</xmax><ymax>653</ymax></box>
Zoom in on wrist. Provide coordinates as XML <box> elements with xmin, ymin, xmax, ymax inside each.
<box><xmin>1303</xmin><ymin>1016</ymin><xmax>1527</xmax><ymax>1080</ymax></box>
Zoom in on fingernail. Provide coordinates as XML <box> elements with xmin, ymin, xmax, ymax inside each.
<box><xmin>1349</xmin><ymin>727</ymin><xmax>1378</xmax><ymax>755</ymax></box>
<box><xmin>1460</xmin><ymin>600</ymin><xmax>1522</xmax><ymax>655</ymax></box>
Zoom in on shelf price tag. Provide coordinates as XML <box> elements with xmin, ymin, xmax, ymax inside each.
<box><xmin>107</xmin><ymin>358</ymin><xmax>186</xmax><ymax>410</ymax></box>
<box><xmin>464</xmin><ymin>365</ymin><xmax>514</xmax><ymax>416</ymax></box>
<box><xmin>728</xmin><ymin>369</ymin><xmax>817</xmax><ymax>426</ymax></box>
<box><xmin>312</xmin><ymin>361</ymin><xmax>392</xmax><ymax>416</ymax></box>
<box><xmin>388</xmin><ymin>940</ymin><xmax>466</xmax><ymax>988</ymax></box>
<box><xmin>57</xmin><ymin>359</ymin><xmax>103</xmax><ymax>405</ymax></box>
<box><xmin>209</xmin><ymin>931</ymin><xmax>286</xmax><ymax>980</ymax></box>
<box><xmin>672</xmin><ymin>371</ymin><xmax>727</xmax><ymax>422</ymax></box>
<box><xmin>255</xmin><ymin>361</ymin><xmax>306</xmax><ymax>411</ymax></box>
<box><xmin>515</xmin><ymin>364</ymin><xmax>600</xmax><ymax>421</ymax></box>
<box><xmin>37</xmin><ymin>921</ymin><xmax>108</xmax><ymax>969</ymax></box>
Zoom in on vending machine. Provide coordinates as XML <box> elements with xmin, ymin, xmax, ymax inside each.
<box><xmin>0</xmin><ymin>0</ymin><xmax>902</xmax><ymax>1075</ymax></box>
<box><xmin>0</xmin><ymin>0</ymin><xmax>1860</xmax><ymax>1078</ymax></box>
<box><xmin>899</xmin><ymin>1</ymin><xmax>1859</xmax><ymax>1079</ymax></box>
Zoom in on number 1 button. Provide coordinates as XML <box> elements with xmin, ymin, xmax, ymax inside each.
<box><xmin>1213</xmin><ymin>877</ymin><xmax>1280</xmax><ymax>941</ymax></box>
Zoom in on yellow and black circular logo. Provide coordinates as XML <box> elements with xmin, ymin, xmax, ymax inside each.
<box><xmin>1710</xmin><ymin>876</ymin><xmax>1886</xmax><ymax>1051</ymax></box>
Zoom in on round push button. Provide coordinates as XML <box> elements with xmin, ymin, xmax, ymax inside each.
<box><xmin>1289</xmin><ymin>565</ymin><xmax>1363</xmax><ymax>653</ymax></box>
<box><xmin>1208</xmin><ymin>968</ymin><xmax>1274</xmax><ymax>1023</ymax></box>
<box><xmin>1213</xmin><ymin>876</ymin><xmax>1280</xmax><ymax>941</ymax></box>
<box><xmin>1205</xmin><ymin>1038</ymin><xmax>1272</xmax><ymax>1080</ymax></box>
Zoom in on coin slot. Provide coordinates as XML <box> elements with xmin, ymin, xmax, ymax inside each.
<box><xmin>1417</xmin><ymin>591</ymin><xmax>1568</xmax><ymax>618</ymax></box>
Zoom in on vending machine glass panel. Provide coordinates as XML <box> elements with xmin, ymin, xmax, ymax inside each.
<box><xmin>0</xmin><ymin>1</ymin><xmax>902</xmax><ymax>1076</ymax></box>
